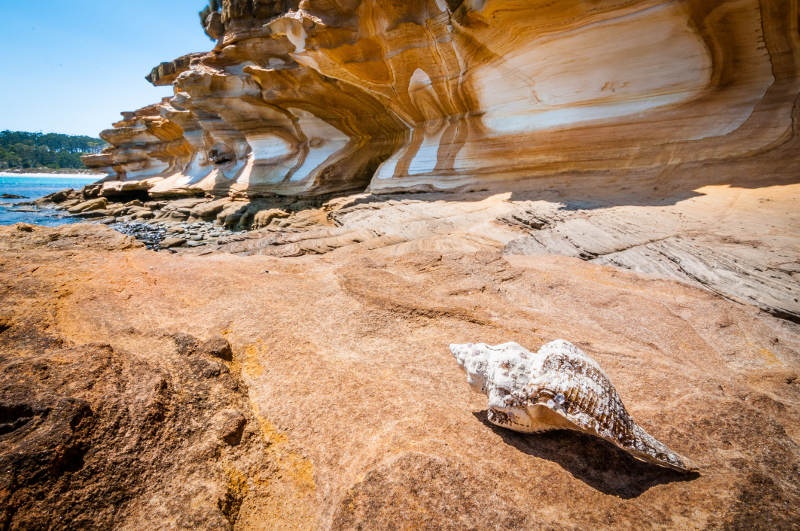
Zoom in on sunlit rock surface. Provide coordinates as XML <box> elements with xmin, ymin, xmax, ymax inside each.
<box><xmin>85</xmin><ymin>0</ymin><xmax>798</xmax><ymax>198</ymax></box>
<box><xmin>2</xmin><ymin>219</ymin><xmax>799</xmax><ymax>527</ymax></box>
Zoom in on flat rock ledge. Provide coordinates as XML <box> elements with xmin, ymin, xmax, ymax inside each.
<box><xmin>40</xmin><ymin>176</ymin><xmax>800</xmax><ymax>324</ymax></box>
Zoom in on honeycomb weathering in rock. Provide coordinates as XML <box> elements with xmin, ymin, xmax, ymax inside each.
<box><xmin>450</xmin><ymin>340</ymin><xmax>695</xmax><ymax>471</ymax></box>
<box><xmin>83</xmin><ymin>0</ymin><xmax>799</xmax><ymax>197</ymax></box>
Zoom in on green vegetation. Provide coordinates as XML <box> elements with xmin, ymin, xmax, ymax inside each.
<box><xmin>0</xmin><ymin>131</ymin><xmax>106</xmax><ymax>170</ymax></box>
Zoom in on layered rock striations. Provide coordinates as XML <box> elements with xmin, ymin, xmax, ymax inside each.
<box><xmin>87</xmin><ymin>101</ymin><xmax>195</xmax><ymax>198</ymax></box>
<box><xmin>84</xmin><ymin>0</ymin><xmax>799</xmax><ymax>198</ymax></box>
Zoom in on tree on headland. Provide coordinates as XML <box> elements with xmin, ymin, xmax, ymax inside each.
<box><xmin>0</xmin><ymin>131</ymin><xmax>106</xmax><ymax>170</ymax></box>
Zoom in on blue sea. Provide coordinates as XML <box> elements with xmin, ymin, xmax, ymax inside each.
<box><xmin>0</xmin><ymin>173</ymin><xmax>103</xmax><ymax>226</ymax></box>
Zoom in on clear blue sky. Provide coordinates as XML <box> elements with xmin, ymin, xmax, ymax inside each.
<box><xmin>0</xmin><ymin>1</ymin><xmax>214</xmax><ymax>137</ymax></box>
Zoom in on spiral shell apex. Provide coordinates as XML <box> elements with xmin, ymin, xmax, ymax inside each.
<box><xmin>450</xmin><ymin>340</ymin><xmax>695</xmax><ymax>472</ymax></box>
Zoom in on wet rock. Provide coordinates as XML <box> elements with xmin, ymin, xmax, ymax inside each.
<box><xmin>60</xmin><ymin>198</ymin><xmax>83</xmax><ymax>208</ymax></box>
<box><xmin>7</xmin><ymin>205</ymin><xmax>40</xmax><ymax>213</ymax></box>
<box><xmin>39</xmin><ymin>189</ymin><xmax>76</xmax><ymax>204</ymax></box>
<box><xmin>76</xmin><ymin>208</ymin><xmax>112</xmax><ymax>219</ymax></box>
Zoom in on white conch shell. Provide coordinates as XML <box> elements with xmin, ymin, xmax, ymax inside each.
<box><xmin>450</xmin><ymin>339</ymin><xmax>695</xmax><ymax>472</ymax></box>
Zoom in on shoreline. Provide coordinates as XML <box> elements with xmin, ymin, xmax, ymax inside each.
<box><xmin>0</xmin><ymin>168</ymin><xmax>106</xmax><ymax>178</ymax></box>
<box><xmin>0</xmin><ymin>175</ymin><xmax>105</xmax><ymax>227</ymax></box>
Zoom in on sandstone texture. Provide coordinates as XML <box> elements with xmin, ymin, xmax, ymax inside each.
<box><xmin>2</xmin><ymin>179</ymin><xmax>799</xmax><ymax>527</ymax></box>
<box><xmin>83</xmin><ymin>0</ymin><xmax>799</xmax><ymax>199</ymax></box>
<box><xmin>52</xmin><ymin>152</ymin><xmax>800</xmax><ymax>323</ymax></box>
<box><xmin>6</xmin><ymin>0</ymin><xmax>799</xmax><ymax>528</ymax></box>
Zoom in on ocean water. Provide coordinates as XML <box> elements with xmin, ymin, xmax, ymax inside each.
<box><xmin>0</xmin><ymin>173</ymin><xmax>103</xmax><ymax>226</ymax></box>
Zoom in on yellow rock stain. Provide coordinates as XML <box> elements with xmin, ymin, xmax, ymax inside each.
<box><xmin>256</xmin><ymin>415</ymin><xmax>316</xmax><ymax>492</ymax></box>
<box><xmin>758</xmin><ymin>347</ymin><xmax>782</xmax><ymax>366</ymax></box>
<box><xmin>258</xmin><ymin>416</ymin><xmax>289</xmax><ymax>446</ymax></box>
<box><xmin>233</xmin><ymin>412</ymin><xmax>318</xmax><ymax>527</ymax></box>
<box><xmin>223</xmin><ymin>465</ymin><xmax>250</xmax><ymax>500</ymax></box>
<box><xmin>242</xmin><ymin>342</ymin><xmax>266</xmax><ymax>377</ymax></box>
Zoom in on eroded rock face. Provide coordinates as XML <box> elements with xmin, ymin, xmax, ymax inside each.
<box><xmin>83</xmin><ymin>0</ymin><xmax>799</xmax><ymax>198</ymax></box>
<box><xmin>0</xmin><ymin>326</ymin><xmax>271</xmax><ymax>528</ymax></box>
<box><xmin>83</xmin><ymin>100</ymin><xmax>195</xmax><ymax>198</ymax></box>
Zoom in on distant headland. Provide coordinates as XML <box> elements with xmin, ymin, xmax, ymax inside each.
<box><xmin>0</xmin><ymin>130</ymin><xmax>106</xmax><ymax>173</ymax></box>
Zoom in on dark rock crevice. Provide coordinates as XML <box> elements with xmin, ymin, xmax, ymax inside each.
<box><xmin>0</xmin><ymin>326</ymin><xmax>272</xmax><ymax>529</ymax></box>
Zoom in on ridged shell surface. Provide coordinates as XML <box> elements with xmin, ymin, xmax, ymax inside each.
<box><xmin>450</xmin><ymin>339</ymin><xmax>694</xmax><ymax>471</ymax></box>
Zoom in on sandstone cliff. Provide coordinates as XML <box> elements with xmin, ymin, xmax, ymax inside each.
<box><xmin>83</xmin><ymin>0</ymin><xmax>799</xmax><ymax>199</ymax></box>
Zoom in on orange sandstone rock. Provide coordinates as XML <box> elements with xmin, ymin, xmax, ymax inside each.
<box><xmin>83</xmin><ymin>0</ymin><xmax>799</xmax><ymax>198</ymax></box>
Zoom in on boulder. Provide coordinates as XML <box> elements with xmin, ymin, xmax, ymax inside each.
<box><xmin>67</xmin><ymin>197</ymin><xmax>108</xmax><ymax>214</ymax></box>
<box><xmin>160</xmin><ymin>237</ymin><xmax>186</xmax><ymax>249</ymax></box>
<box><xmin>190</xmin><ymin>198</ymin><xmax>232</xmax><ymax>221</ymax></box>
<box><xmin>252</xmin><ymin>208</ymin><xmax>290</xmax><ymax>229</ymax></box>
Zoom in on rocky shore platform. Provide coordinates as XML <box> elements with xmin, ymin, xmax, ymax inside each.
<box><xmin>2</xmin><ymin>173</ymin><xmax>798</xmax><ymax>528</ymax></box>
<box><xmin>42</xmin><ymin>168</ymin><xmax>800</xmax><ymax>322</ymax></box>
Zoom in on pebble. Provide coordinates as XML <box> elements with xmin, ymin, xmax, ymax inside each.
<box><xmin>55</xmin><ymin>198</ymin><xmax>246</xmax><ymax>252</ymax></box>
<box><xmin>110</xmin><ymin>222</ymin><xmax>167</xmax><ymax>250</ymax></box>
